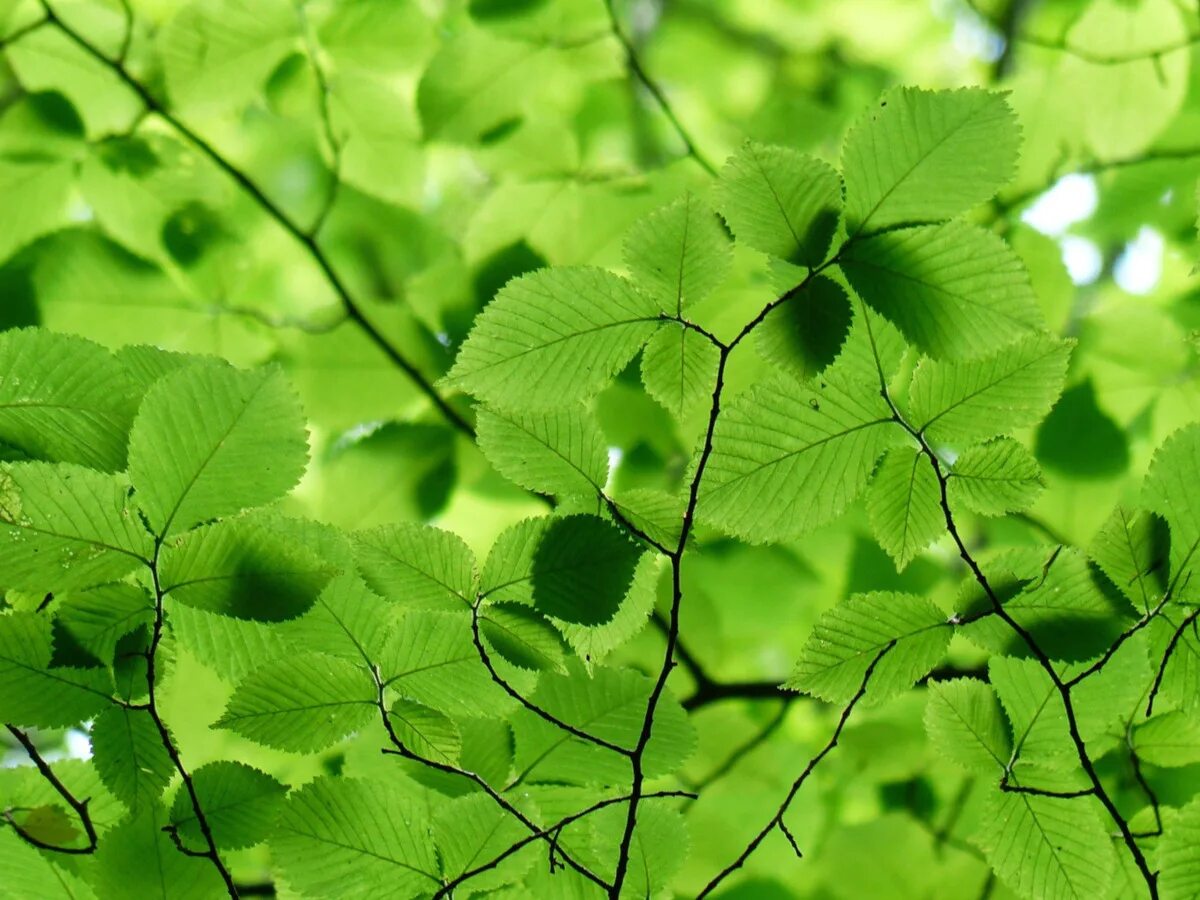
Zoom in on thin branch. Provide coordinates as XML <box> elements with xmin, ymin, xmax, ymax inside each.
<box><xmin>2</xmin><ymin>725</ymin><xmax>98</xmax><ymax>854</ymax></box>
<box><xmin>602</xmin><ymin>0</ymin><xmax>717</xmax><ymax>175</ymax></box>
<box><xmin>695</xmin><ymin>641</ymin><xmax>897</xmax><ymax>898</ymax></box>
<box><xmin>1146</xmin><ymin>607</ymin><xmax>1200</xmax><ymax>717</ymax></box>
<box><xmin>686</xmin><ymin>700</ymin><xmax>792</xmax><ymax>793</ymax></box>
<box><xmin>431</xmin><ymin>790</ymin><xmax>694</xmax><ymax>899</ymax></box>
<box><xmin>37</xmin><ymin>0</ymin><xmax>475</xmax><ymax>439</ymax></box>
<box><xmin>1065</xmin><ymin>590</ymin><xmax>1176</xmax><ymax>688</ymax></box>
<box><xmin>294</xmin><ymin>0</ymin><xmax>343</xmax><ymax>238</ymax></box>
<box><xmin>470</xmin><ymin>601</ymin><xmax>633</xmax><ymax>756</ymax></box>
<box><xmin>147</xmin><ymin>554</ymin><xmax>239</xmax><ymax>898</ymax></box>
<box><xmin>369</xmin><ymin>664</ymin><xmax>611</xmax><ymax>892</ymax></box>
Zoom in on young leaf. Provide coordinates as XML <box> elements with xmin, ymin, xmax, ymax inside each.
<box><xmin>476</xmin><ymin>404</ymin><xmax>609</xmax><ymax>497</ymax></box>
<box><xmin>842</xmin><ymin>86</ymin><xmax>1019</xmax><ymax>235</ymax></box>
<box><xmin>924</xmin><ymin>678</ymin><xmax>1010</xmax><ymax>773</ymax></box>
<box><xmin>216</xmin><ymin>652</ymin><xmax>375</xmax><ymax>752</ymax></box>
<box><xmin>1131</xmin><ymin>712</ymin><xmax>1200</xmax><ymax>767</ymax></box>
<box><xmin>0</xmin><ymin>611</ymin><xmax>112</xmax><ymax>727</ymax></box>
<box><xmin>160</xmin><ymin>515</ymin><xmax>338</xmax><ymax>621</ymax></box>
<box><xmin>168</xmin><ymin>762</ymin><xmax>286</xmax><ymax>851</ymax></box>
<box><xmin>531</xmin><ymin>514</ymin><xmax>641</xmax><ymax>626</ymax></box>
<box><xmin>754</xmin><ymin>275</ymin><xmax>853</xmax><ymax>381</ymax></box>
<box><xmin>623</xmin><ymin>193</ymin><xmax>731</xmax><ymax>314</ymax></box>
<box><xmin>1159</xmin><ymin>797</ymin><xmax>1200</xmax><ymax>900</ymax></box>
<box><xmin>975</xmin><ymin>788</ymin><xmax>1116</xmax><ymax>900</ymax></box>
<box><xmin>718</xmin><ymin>142</ymin><xmax>842</xmax><ymax>266</ymax></box>
<box><xmin>271</xmin><ymin>777</ymin><xmax>440</xmax><ymax>899</ymax></box>
<box><xmin>354</xmin><ymin>522</ymin><xmax>476</xmax><ymax>610</ymax></box>
<box><xmin>698</xmin><ymin>373</ymin><xmax>903</xmax><ymax>543</ymax></box>
<box><xmin>841</xmin><ymin>221</ymin><xmax>1044</xmax><ymax>360</ymax></box>
<box><xmin>1088</xmin><ymin>506</ymin><xmax>1169</xmax><ymax>613</ymax></box>
<box><xmin>868</xmin><ymin>446</ymin><xmax>943</xmax><ymax>570</ymax></box>
<box><xmin>443</xmin><ymin>267</ymin><xmax>660</xmax><ymax>410</ymax></box>
<box><xmin>948</xmin><ymin>438</ymin><xmax>1045</xmax><ymax>516</ymax></box>
<box><xmin>640</xmin><ymin>323</ymin><xmax>720</xmax><ymax>419</ymax></box>
<box><xmin>387</xmin><ymin>698</ymin><xmax>462</xmax><ymax>765</ymax></box>
<box><xmin>479</xmin><ymin>601</ymin><xmax>568</xmax><ymax>673</ymax></box>
<box><xmin>786</xmin><ymin>592</ymin><xmax>951</xmax><ymax>704</ymax></box>
<box><xmin>0</xmin><ymin>462</ymin><xmax>152</xmax><ymax>593</ymax></box>
<box><xmin>907</xmin><ymin>334</ymin><xmax>1073</xmax><ymax>443</ymax></box>
<box><xmin>127</xmin><ymin>360</ymin><xmax>308</xmax><ymax>536</ymax></box>
<box><xmin>0</xmin><ymin>328</ymin><xmax>139</xmax><ymax>471</ymax></box>
<box><xmin>91</xmin><ymin>707</ymin><xmax>173</xmax><ymax>814</ymax></box>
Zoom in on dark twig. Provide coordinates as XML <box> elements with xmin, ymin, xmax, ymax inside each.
<box><xmin>431</xmin><ymin>790</ymin><xmax>694</xmax><ymax>899</ymax></box>
<box><xmin>37</xmin><ymin>0</ymin><xmax>475</xmax><ymax>439</ymax></box>
<box><xmin>2</xmin><ymin>725</ymin><xmax>98</xmax><ymax>854</ymax></box>
<box><xmin>602</xmin><ymin>0</ymin><xmax>717</xmax><ymax>175</ymax></box>
<box><xmin>695</xmin><ymin>641</ymin><xmax>897</xmax><ymax>898</ymax></box>
<box><xmin>1146</xmin><ymin>608</ymin><xmax>1200</xmax><ymax>717</ymax></box>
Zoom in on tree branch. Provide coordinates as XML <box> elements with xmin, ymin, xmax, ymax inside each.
<box><xmin>2</xmin><ymin>725</ymin><xmax>98</xmax><ymax>854</ymax></box>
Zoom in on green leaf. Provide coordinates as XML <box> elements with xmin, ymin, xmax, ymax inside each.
<box><xmin>1131</xmin><ymin>712</ymin><xmax>1200</xmax><ymax>767</ymax></box>
<box><xmin>127</xmin><ymin>361</ymin><xmax>309</xmax><ymax>537</ymax></box>
<box><xmin>842</xmin><ymin>86</ymin><xmax>1019</xmax><ymax>235</ymax></box>
<box><xmin>0</xmin><ymin>611</ymin><xmax>112</xmax><ymax>727</ymax></box>
<box><xmin>590</xmin><ymin>802</ymin><xmax>689</xmax><ymax>899</ymax></box>
<box><xmin>354</xmin><ymin>523</ymin><xmax>476</xmax><ymax>610</ymax></box>
<box><xmin>386</xmin><ymin>698</ymin><xmax>462</xmax><ymax>765</ymax></box>
<box><xmin>1160</xmin><ymin>797</ymin><xmax>1200</xmax><ymax>900</ymax></box>
<box><xmin>434</xmin><ymin>793</ymin><xmax>533</xmax><ymax>892</ymax></box>
<box><xmin>975</xmin><ymin>788</ymin><xmax>1116</xmax><ymax>900</ymax></box>
<box><xmin>0</xmin><ymin>829</ymin><xmax>86</xmax><ymax>898</ymax></box>
<box><xmin>529</xmin><ymin>514</ymin><xmax>642</xmax><ymax>626</ymax></box>
<box><xmin>278</xmin><ymin>573</ymin><xmax>396</xmax><ymax>664</ymax></box>
<box><xmin>55</xmin><ymin>584</ymin><xmax>153</xmax><ymax>666</ymax></box>
<box><xmin>623</xmin><ymin>193</ymin><xmax>731</xmax><ymax>314</ymax></box>
<box><xmin>0</xmin><ymin>462</ymin><xmax>151</xmax><ymax>593</ymax></box>
<box><xmin>379</xmin><ymin>610</ymin><xmax>510</xmax><ymax>718</ymax></box>
<box><xmin>216</xmin><ymin>652</ymin><xmax>375</xmax><ymax>751</ymax></box>
<box><xmin>718</xmin><ymin>142</ymin><xmax>842</xmax><ymax>266</ymax></box>
<box><xmin>479</xmin><ymin>601</ymin><xmax>567</xmax><ymax>673</ymax></box>
<box><xmin>948</xmin><ymin>438</ymin><xmax>1045</xmax><ymax>516</ymax></box>
<box><xmin>93</xmin><ymin>806</ymin><xmax>226</xmax><ymax>900</ymax></box>
<box><xmin>272</xmin><ymin>778</ymin><xmax>441</xmax><ymax>898</ymax></box>
<box><xmin>169</xmin><ymin>761</ymin><xmax>286</xmax><ymax>851</ymax></box>
<box><xmin>698</xmin><ymin>372</ymin><xmax>903</xmax><ymax>543</ymax></box>
<box><xmin>907</xmin><ymin>334</ymin><xmax>1073</xmax><ymax>442</ymax></box>
<box><xmin>754</xmin><ymin>275</ymin><xmax>853</xmax><ymax>381</ymax></box>
<box><xmin>443</xmin><ymin>267</ymin><xmax>660</xmax><ymax>410</ymax></box>
<box><xmin>91</xmin><ymin>706</ymin><xmax>173</xmax><ymax>814</ymax></box>
<box><xmin>476</xmin><ymin>405</ymin><xmax>609</xmax><ymax>496</ymax></box>
<box><xmin>640</xmin><ymin>323</ymin><xmax>720</xmax><ymax>420</ymax></box>
<box><xmin>923</xmin><ymin>678</ymin><xmax>1010</xmax><ymax>773</ymax></box>
<box><xmin>511</xmin><ymin>664</ymin><xmax>694</xmax><ymax>786</ymax></box>
<box><xmin>786</xmin><ymin>592</ymin><xmax>951</xmax><ymax>704</ymax></box>
<box><xmin>867</xmin><ymin>446</ymin><xmax>943</xmax><ymax>570</ymax></box>
<box><xmin>159</xmin><ymin>515</ymin><xmax>337</xmax><ymax>622</ymax></box>
<box><xmin>1144</xmin><ymin>424</ymin><xmax>1200</xmax><ymax>605</ymax></box>
<box><xmin>0</xmin><ymin>328</ymin><xmax>139</xmax><ymax>470</ymax></box>
<box><xmin>1089</xmin><ymin>507</ymin><xmax>1169</xmax><ymax>613</ymax></box>
<box><xmin>841</xmin><ymin>222</ymin><xmax>1044</xmax><ymax>360</ymax></box>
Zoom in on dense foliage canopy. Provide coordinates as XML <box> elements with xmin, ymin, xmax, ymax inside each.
<box><xmin>2</xmin><ymin>1</ymin><xmax>1200</xmax><ymax>899</ymax></box>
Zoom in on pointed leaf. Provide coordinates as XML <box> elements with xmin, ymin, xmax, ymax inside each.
<box><xmin>354</xmin><ymin>523</ymin><xmax>476</xmax><ymax>610</ymax></box>
<box><xmin>169</xmin><ymin>762</ymin><xmax>286</xmax><ymax>851</ymax></box>
<box><xmin>640</xmin><ymin>323</ymin><xmax>719</xmax><ymax>419</ymax></box>
<box><xmin>868</xmin><ymin>446</ymin><xmax>943</xmax><ymax>570</ymax></box>
<box><xmin>91</xmin><ymin>706</ymin><xmax>173</xmax><ymax>814</ymax></box>
<box><xmin>924</xmin><ymin>678</ymin><xmax>1010</xmax><ymax>773</ymax></box>
<box><xmin>476</xmin><ymin>405</ymin><xmax>608</xmax><ymax>497</ymax></box>
<box><xmin>948</xmin><ymin>438</ymin><xmax>1045</xmax><ymax>516</ymax></box>
<box><xmin>623</xmin><ymin>193</ymin><xmax>731</xmax><ymax>314</ymax></box>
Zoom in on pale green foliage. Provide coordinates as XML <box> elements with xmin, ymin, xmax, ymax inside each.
<box><xmin>168</xmin><ymin>762</ymin><xmax>286</xmax><ymax>851</ymax></box>
<box><xmin>908</xmin><ymin>335</ymin><xmax>1073</xmax><ymax>442</ymax></box>
<box><xmin>699</xmin><ymin>372</ymin><xmax>903</xmax><ymax>542</ymax></box>
<box><xmin>868</xmin><ymin>446</ymin><xmax>943</xmax><ymax>569</ymax></box>
<box><xmin>924</xmin><ymin>679</ymin><xmax>1010</xmax><ymax>773</ymax></box>
<box><xmin>443</xmin><ymin>267</ymin><xmax>661</xmax><ymax>410</ymax></box>
<box><xmin>0</xmin><ymin>611</ymin><xmax>110</xmax><ymax>727</ymax></box>
<box><xmin>1132</xmin><ymin>712</ymin><xmax>1200</xmax><ymax>767</ymax></box>
<box><xmin>128</xmin><ymin>361</ymin><xmax>308</xmax><ymax>537</ymax></box>
<box><xmin>975</xmin><ymin>789</ymin><xmax>1116</xmax><ymax>900</ymax></box>
<box><xmin>353</xmin><ymin>523</ymin><xmax>476</xmax><ymax>610</ymax></box>
<box><xmin>841</xmin><ymin>86</ymin><xmax>1020</xmax><ymax>235</ymax></box>
<box><xmin>91</xmin><ymin>707</ymin><xmax>173</xmax><ymax>814</ymax></box>
<box><xmin>0</xmin><ymin>329</ymin><xmax>138</xmax><ymax>471</ymax></box>
<box><xmin>1160</xmin><ymin>798</ymin><xmax>1200</xmax><ymax>900</ymax></box>
<box><xmin>948</xmin><ymin>438</ymin><xmax>1045</xmax><ymax>516</ymax></box>
<box><xmin>787</xmin><ymin>592</ymin><xmax>951</xmax><ymax>704</ymax></box>
<box><xmin>640</xmin><ymin>324</ymin><xmax>720</xmax><ymax>418</ymax></box>
<box><xmin>476</xmin><ymin>405</ymin><xmax>609</xmax><ymax>497</ymax></box>
<box><xmin>623</xmin><ymin>193</ymin><xmax>731</xmax><ymax>314</ymax></box>
<box><xmin>841</xmin><ymin>221</ymin><xmax>1044</xmax><ymax>360</ymax></box>
<box><xmin>718</xmin><ymin>142</ymin><xmax>842</xmax><ymax>266</ymax></box>
<box><xmin>1143</xmin><ymin>423</ymin><xmax>1200</xmax><ymax>603</ymax></box>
